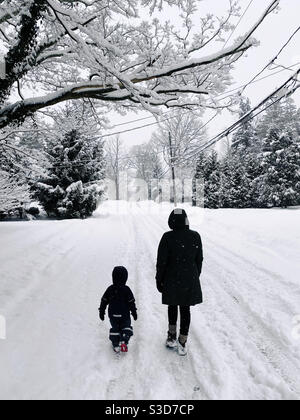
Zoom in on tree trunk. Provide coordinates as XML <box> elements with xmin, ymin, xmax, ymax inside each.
<box><xmin>115</xmin><ymin>178</ymin><xmax>120</xmax><ymax>201</ymax></box>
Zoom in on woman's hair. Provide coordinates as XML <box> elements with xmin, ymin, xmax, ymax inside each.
<box><xmin>168</xmin><ymin>209</ymin><xmax>190</xmax><ymax>230</ymax></box>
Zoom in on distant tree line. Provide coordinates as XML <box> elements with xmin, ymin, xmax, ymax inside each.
<box><xmin>1</xmin><ymin>96</ymin><xmax>300</xmax><ymax>220</ymax></box>
<box><xmin>193</xmin><ymin>97</ymin><xmax>300</xmax><ymax>208</ymax></box>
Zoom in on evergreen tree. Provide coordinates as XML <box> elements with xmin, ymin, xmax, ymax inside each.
<box><xmin>219</xmin><ymin>153</ymin><xmax>251</xmax><ymax>208</ymax></box>
<box><xmin>232</xmin><ymin>97</ymin><xmax>257</xmax><ymax>152</ymax></box>
<box><xmin>256</xmin><ymin>97</ymin><xmax>299</xmax><ymax>144</ymax></box>
<box><xmin>255</xmin><ymin>129</ymin><xmax>300</xmax><ymax>208</ymax></box>
<box><xmin>243</xmin><ymin>152</ymin><xmax>264</xmax><ymax>207</ymax></box>
<box><xmin>204</xmin><ymin>152</ymin><xmax>221</xmax><ymax>208</ymax></box>
<box><xmin>33</xmin><ymin>129</ymin><xmax>105</xmax><ymax>218</ymax></box>
<box><xmin>193</xmin><ymin>152</ymin><xmax>221</xmax><ymax>208</ymax></box>
<box><xmin>193</xmin><ymin>153</ymin><xmax>207</xmax><ymax>207</ymax></box>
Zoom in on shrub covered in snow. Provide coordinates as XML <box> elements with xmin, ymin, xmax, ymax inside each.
<box><xmin>27</xmin><ymin>206</ymin><xmax>40</xmax><ymax>217</ymax></box>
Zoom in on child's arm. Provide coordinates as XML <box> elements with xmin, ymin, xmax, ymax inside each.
<box><xmin>127</xmin><ymin>288</ymin><xmax>138</xmax><ymax>321</ymax></box>
<box><xmin>99</xmin><ymin>288</ymin><xmax>110</xmax><ymax>321</ymax></box>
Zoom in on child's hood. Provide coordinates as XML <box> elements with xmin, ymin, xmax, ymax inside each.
<box><xmin>112</xmin><ymin>266</ymin><xmax>128</xmax><ymax>287</ymax></box>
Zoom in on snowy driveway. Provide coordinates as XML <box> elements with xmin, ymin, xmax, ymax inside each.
<box><xmin>0</xmin><ymin>202</ymin><xmax>300</xmax><ymax>400</ymax></box>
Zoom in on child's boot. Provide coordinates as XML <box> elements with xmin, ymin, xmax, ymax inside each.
<box><xmin>112</xmin><ymin>344</ymin><xmax>121</xmax><ymax>354</ymax></box>
<box><xmin>120</xmin><ymin>341</ymin><xmax>128</xmax><ymax>353</ymax></box>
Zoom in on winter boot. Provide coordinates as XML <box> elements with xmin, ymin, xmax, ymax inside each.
<box><xmin>113</xmin><ymin>344</ymin><xmax>121</xmax><ymax>354</ymax></box>
<box><xmin>166</xmin><ymin>325</ymin><xmax>177</xmax><ymax>349</ymax></box>
<box><xmin>120</xmin><ymin>342</ymin><xmax>128</xmax><ymax>353</ymax></box>
<box><xmin>178</xmin><ymin>335</ymin><xmax>188</xmax><ymax>356</ymax></box>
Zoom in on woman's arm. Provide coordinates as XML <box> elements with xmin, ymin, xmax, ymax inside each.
<box><xmin>156</xmin><ymin>233</ymin><xmax>169</xmax><ymax>293</ymax></box>
<box><xmin>196</xmin><ymin>234</ymin><xmax>204</xmax><ymax>276</ymax></box>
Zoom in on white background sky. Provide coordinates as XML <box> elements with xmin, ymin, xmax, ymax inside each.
<box><xmin>104</xmin><ymin>0</ymin><xmax>300</xmax><ymax>150</ymax></box>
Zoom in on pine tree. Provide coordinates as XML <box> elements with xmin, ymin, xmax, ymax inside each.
<box><xmin>256</xmin><ymin>97</ymin><xmax>299</xmax><ymax>144</ymax></box>
<box><xmin>244</xmin><ymin>152</ymin><xmax>264</xmax><ymax>207</ymax></box>
<box><xmin>232</xmin><ymin>97</ymin><xmax>257</xmax><ymax>152</ymax></box>
<box><xmin>33</xmin><ymin>129</ymin><xmax>105</xmax><ymax>218</ymax></box>
<box><xmin>193</xmin><ymin>153</ymin><xmax>207</xmax><ymax>207</ymax></box>
<box><xmin>219</xmin><ymin>153</ymin><xmax>250</xmax><ymax>208</ymax></box>
<box><xmin>255</xmin><ymin>129</ymin><xmax>300</xmax><ymax>208</ymax></box>
<box><xmin>193</xmin><ymin>152</ymin><xmax>221</xmax><ymax>208</ymax></box>
<box><xmin>204</xmin><ymin>152</ymin><xmax>221</xmax><ymax>208</ymax></box>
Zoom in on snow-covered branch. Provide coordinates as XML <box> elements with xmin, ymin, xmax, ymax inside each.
<box><xmin>0</xmin><ymin>0</ymin><xmax>280</xmax><ymax>129</ymax></box>
<box><xmin>0</xmin><ymin>171</ymin><xmax>30</xmax><ymax>213</ymax></box>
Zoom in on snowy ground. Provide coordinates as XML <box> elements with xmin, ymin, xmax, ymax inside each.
<box><xmin>0</xmin><ymin>201</ymin><xmax>300</xmax><ymax>400</ymax></box>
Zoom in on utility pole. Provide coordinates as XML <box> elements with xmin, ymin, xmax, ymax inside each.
<box><xmin>169</xmin><ymin>131</ymin><xmax>177</xmax><ymax>207</ymax></box>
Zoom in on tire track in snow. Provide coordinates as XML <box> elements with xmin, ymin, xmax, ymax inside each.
<box><xmin>0</xmin><ymin>223</ymin><xmax>77</xmax><ymax>316</ymax></box>
<box><xmin>205</xmin><ymin>254</ymin><xmax>300</xmax><ymax>399</ymax></box>
<box><xmin>130</xmin><ymin>214</ymin><xmax>203</xmax><ymax>400</ymax></box>
<box><xmin>103</xmin><ymin>212</ymin><xmax>188</xmax><ymax>400</ymax></box>
<box><xmin>204</xmin><ymin>234</ymin><xmax>300</xmax><ymax>316</ymax></box>
<box><xmin>80</xmin><ymin>214</ymin><xmax>141</xmax><ymax>401</ymax></box>
<box><xmin>137</xmin><ymin>210</ymin><xmax>299</xmax><ymax>400</ymax></box>
<box><xmin>103</xmin><ymin>214</ymin><xmax>143</xmax><ymax>400</ymax></box>
<box><xmin>138</xmin><ymin>212</ymin><xmax>248</xmax><ymax>400</ymax></box>
<box><xmin>133</xmin><ymin>210</ymin><xmax>219</xmax><ymax>400</ymax></box>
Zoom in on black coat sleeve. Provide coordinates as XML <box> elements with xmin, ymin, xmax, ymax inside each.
<box><xmin>99</xmin><ymin>287</ymin><xmax>111</xmax><ymax>319</ymax></box>
<box><xmin>156</xmin><ymin>233</ymin><xmax>169</xmax><ymax>293</ymax></box>
<box><xmin>196</xmin><ymin>233</ymin><xmax>204</xmax><ymax>276</ymax></box>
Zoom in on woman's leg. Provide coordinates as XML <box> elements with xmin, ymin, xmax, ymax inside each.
<box><xmin>168</xmin><ymin>305</ymin><xmax>178</xmax><ymax>335</ymax></box>
<box><xmin>179</xmin><ymin>306</ymin><xmax>191</xmax><ymax>344</ymax></box>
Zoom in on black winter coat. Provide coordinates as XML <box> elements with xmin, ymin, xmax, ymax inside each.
<box><xmin>156</xmin><ymin>210</ymin><xmax>203</xmax><ymax>306</ymax></box>
<box><xmin>99</xmin><ymin>267</ymin><xmax>137</xmax><ymax>320</ymax></box>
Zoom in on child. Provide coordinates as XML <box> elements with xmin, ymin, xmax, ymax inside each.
<box><xmin>99</xmin><ymin>266</ymin><xmax>137</xmax><ymax>353</ymax></box>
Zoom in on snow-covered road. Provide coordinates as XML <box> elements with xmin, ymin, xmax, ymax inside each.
<box><xmin>0</xmin><ymin>201</ymin><xmax>300</xmax><ymax>400</ymax></box>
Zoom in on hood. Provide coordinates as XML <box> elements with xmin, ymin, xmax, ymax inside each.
<box><xmin>112</xmin><ymin>266</ymin><xmax>128</xmax><ymax>286</ymax></box>
<box><xmin>168</xmin><ymin>209</ymin><xmax>190</xmax><ymax>231</ymax></box>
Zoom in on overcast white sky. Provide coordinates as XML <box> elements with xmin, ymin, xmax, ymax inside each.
<box><xmin>104</xmin><ymin>0</ymin><xmax>300</xmax><ymax>149</ymax></box>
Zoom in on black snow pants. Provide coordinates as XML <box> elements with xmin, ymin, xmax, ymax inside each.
<box><xmin>109</xmin><ymin>315</ymin><xmax>133</xmax><ymax>346</ymax></box>
<box><xmin>168</xmin><ymin>306</ymin><xmax>191</xmax><ymax>336</ymax></box>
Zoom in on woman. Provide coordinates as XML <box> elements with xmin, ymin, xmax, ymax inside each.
<box><xmin>156</xmin><ymin>209</ymin><xmax>203</xmax><ymax>356</ymax></box>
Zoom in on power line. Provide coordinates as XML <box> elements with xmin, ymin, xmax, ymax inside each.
<box><xmin>240</xmin><ymin>24</ymin><xmax>300</xmax><ymax>94</ymax></box>
<box><xmin>103</xmin><ymin>14</ymin><xmax>299</xmax><ymax>133</ymax></box>
<box><xmin>9</xmin><ymin>61</ymin><xmax>295</xmax><ymax>173</ymax></box>
<box><xmin>4</xmin><ymin>71</ymin><xmax>299</xmax><ymax>178</ymax></box>
<box><xmin>101</xmin><ymin>62</ymin><xmax>300</xmax><ymax>139</ymax></box>
<box><xmin>110</xmin><ymin>112</ymin><xmax>172</xmax><ymax>128</ymax></box>
<box><xmin>114</xmin><ymin>62</ymin><xmax>300</xmax><ymax>131</ymax></box>
<box><xmin>216</xmin><ymin>62</ymin><xmax>300</xmax><ymax>101</ymax></box>
<box><xmin>3</xmin><ymin>56</ymin><xmax>299</xmax><ymax>174</ymax></box>
<box><xmin>223</xmin><ymin>0</ymin><xmax>255</xmax><ymax>49</ymax></box>
<box><xmin>174</xmin><ymin>67</ymin><xmax>300</xmax><ymax>166</ymax></box>
<box><xmin>3</xmin><ymin>60</ymin><xmax>299</xmax><ymax>174</ymax></box>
